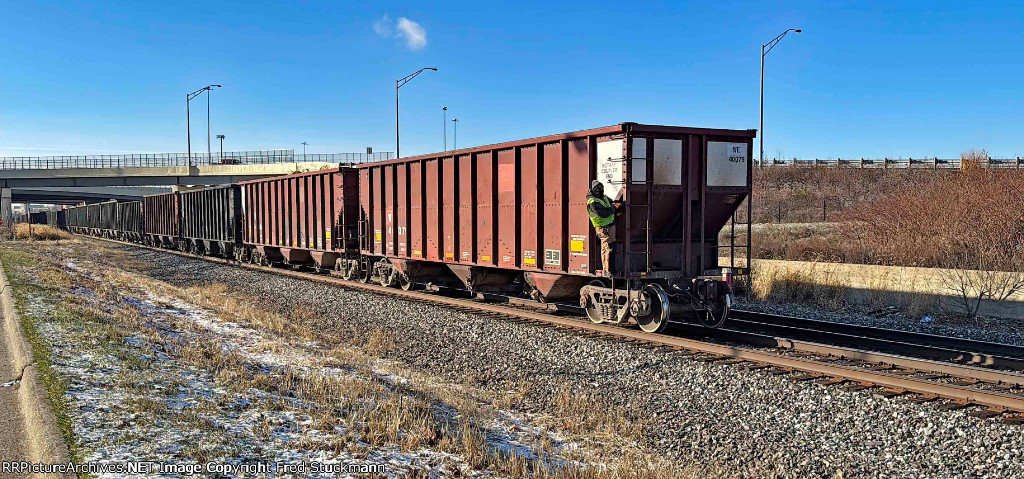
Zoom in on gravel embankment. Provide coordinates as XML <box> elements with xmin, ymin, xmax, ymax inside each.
<box><xmin>111</xmin><ymin>243</ymin><xmax>1023</xmax><ymax>478</ymax></box>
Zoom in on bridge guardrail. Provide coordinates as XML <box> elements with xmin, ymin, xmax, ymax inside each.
<box><xmin>0</xmin><ymin>150</ymin><xmax>395</xmax><ymax>170</ymax></box>
<box><xmin>759</xmin><ymin>157</ymin><xmax>1024</xmax><ymax>169</ymax></box>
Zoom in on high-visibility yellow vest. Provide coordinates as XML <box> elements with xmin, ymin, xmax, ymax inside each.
<box><xmin>587</xmin><ymin>196</ymin><xmax>615</xmax><ymax>227</ymax></box>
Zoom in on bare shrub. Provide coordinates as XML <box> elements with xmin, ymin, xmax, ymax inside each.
<box><xmin>836</xmin><ymin>163</ymin><xmax>1024</xmax><ymax>315</ymax></box>
<box><xmin>752</xmin><ymin>167</ymin><xmax>938</xmax><ymax>223</ymax></box>
<box><xmin>940</xmin><ymin>252</ymin><xmax>1024</xmax><ymax>318</ymax></box>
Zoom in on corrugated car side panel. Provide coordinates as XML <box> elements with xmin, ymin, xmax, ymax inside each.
<box><xmin>331</xmin><ymin>172</ymin><xmax>342</xmax><ymax>250</ymax></box>
<box><xmin>475</xmin><ymin>151</ymin><xmax>495</xmax><ymax>266</ymax></box>
<box><xmin>359</xmin><ymin>168</ymin><xmax>371</xmax><ymax>253</ymax></box>
<box><xmin>314</xmin><ymin>173</ymin><xmax>325</xmax><ymax>251</ymax></box>
<box><xmin>373</xmin><ymin>167</ymin><xmax>385</xmax><ymax>255</ymax></box>
<box><xmin>424</xmin><ymin>159</ymin><xmax>440</xmax><ymax>261</ymax></box>
<box><xmin>396</xmin><ymin>163</ymin><xmax>408</xmax><ymax>257</ymax></box>
<box><xmin>442</xmin><ymin>156</ymin><xmax>457</xmax><ymax>262</ymax></box>
<box><xmin>542</xmin><ymin>142</ymin><xmax>566</xmax><ymax>272</ymax></box>
<box><xmin>497</xmin><ymin>148</ymin><xmax>517</xmax><ymax>268</ymax></box>
<box><xmin>409</xmin><ymin>162</ymin><xmax>423</xmax><ymax>258</ymax></box>
<box><xmin>567</xmin><ymin>138</ymin><xmax>592</xmax><ymax>274</ymax></box>
<box><xmin>457</xmin><ymin>154</ymin><xmax>474</xmax><ymax>263</ymax></box>
<box><xmin>520</xmin><ymin>145</ymin><xmax>540</xmax><ymax>269</ymax></box>
<box><xmin>384</xmin><ymin>165</ymin><xmax>396</xmax><ymax>256</ymax></box>
<box><xmin>144</xmin><ymin>193</ymin><xmax>179</xmax><ymax>237</ymax></box>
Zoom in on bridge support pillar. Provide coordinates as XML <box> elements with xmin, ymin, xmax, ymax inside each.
<box><xmin>1</xmin><ymin>188</ymin><xmax>12</xmax><ymax>239</ymax></box>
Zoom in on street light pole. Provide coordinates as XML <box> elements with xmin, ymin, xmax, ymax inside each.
<box><xmin>759</xmin><ymin>28</ymin><xmax>801</xmax><ymax>167</ymax></box>
<box><xmin>443</xmin><ymin>106</ymin><xmax>447</xmax><ymax>151</ymax></box>
<box><xmin>301</xmin><ymin>141</ymin><xmax>308</xmax><ymax>158</ymax></box>
<box><xmin>186</xmin><ymin>84</ymin><xmax>222</xmax><ymax>167</ymax></box>
<box><xmin>452</xmin><ymin>118</ymin><xmax>458</xmax><ymax>150</ymax></box>
<box><xmin>395</xmin><ymin>67</ymin><xmax>438</xmax><ymax>159</ymax></box>
<box><xmin>216</xmin><ymin>135</ymin><xmax>225</xmax><ymax>163</ymax></box>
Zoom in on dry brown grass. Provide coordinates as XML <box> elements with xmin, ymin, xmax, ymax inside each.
<box><xmin>15</xmin><ymin>240</ymin><xmax>747</xmax><ymax>478</ymax></box>
<box><xmin>14</xmin><ymin>223</ymin><xmax>72</xmax><ymax>241</ymax></box>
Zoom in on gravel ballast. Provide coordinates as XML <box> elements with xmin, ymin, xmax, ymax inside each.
<box><xmin>108</xmin><ymin>243</ymin><xmax>1022</xmax><ymax>478</ymax></box>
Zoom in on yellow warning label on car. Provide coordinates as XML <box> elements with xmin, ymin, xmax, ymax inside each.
<box><xmin>524</xmin><ymin>258</ymin><xmax>536</xmax><ymax>265</ymax></box>
<box><xmin>570</xmin><ymin>240</ymin><xmax>585</xmax><ymax>252</ymax></box>
<box><xmin>413</xmin><ymin>249</ymin><xmax>422</xmax><ymax>256</ymax></box>
<box><xmin>481</xmin><ymin>255</ymin><xmax>491</xmax><ymax>262</ymax></box>
<box><xmin>375</xmin><ymin>232</ymin><xmax>382</xmax><ymax>241</ymax></box>
<box><xmin>325</xmin><ymin>230</ymin><xmax>332</xmax><ymax>239</ymax></box>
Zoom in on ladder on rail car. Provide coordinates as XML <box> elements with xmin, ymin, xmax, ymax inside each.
<box><xmin>720</xmin><ymin>200</ymin><xmax>752</xmax><ymax>294</ymax></box>
<box><xmin>610</xmin><ymin>150</ymin><xmax>653</xmax><ymax>279</ymax></box>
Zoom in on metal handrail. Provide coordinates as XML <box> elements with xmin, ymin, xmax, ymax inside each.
<box><xmin>0</xmin><ymin>150</ymin><xmax>395</xmax><ymax>170</ymax></box>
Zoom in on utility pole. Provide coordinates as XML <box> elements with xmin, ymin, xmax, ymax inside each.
<box><xmin>216</xmin><ymin>134</ymin><xmax>225</xmax><ymax>163</ymax></box>
<box><xmin>443</xmin><ymin>106</ymin><xmax>448</xmax><ymax>151</ymax></box>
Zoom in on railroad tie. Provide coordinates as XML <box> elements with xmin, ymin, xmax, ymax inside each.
<box><xmin>873</xmin><ymin>388</ymin><xmax>907</xmax><ymax>399</ymax></box>
<box><xmin>934</xmin><ymin>400</ymin><xmax>972</xmax><ymax>411</ymax></box>
<box><xmin>969</xmin><ymin>407</ymin><xmax>1007</xmax><ymax>419</ymax></box>
<box><xmin>843</xmin><ymin>382</ymin><xmax>875</xmax><ymax>391</ymax></box>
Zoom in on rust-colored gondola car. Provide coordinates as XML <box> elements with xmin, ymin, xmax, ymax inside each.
<box><xmin>66</xmin><ymin>201</ymin><xmax>118</xmax><ymax>238</ymax></box>
<box><xmin>355</xmin><ymin>123</ymin><xmax>755</xmax><ymax>331</ymax></box>
<box><xmin>239</xmin><ymin>167</ymin><xmax>360</xmax><ymax>271</ymax></box>
<box><xmin>143</xmin><ymin>192</ymin><xmax>180</xmax><ymax>248</ymax></box>
<box><xmin>116</xmin><ymin>200</ymin><xmax>144</xmax><ymax>242</ymax></box>
<box><xmin>179</xmin><ymin>185</ymin><xmax>243</xmax><ymax>258</ymax></box>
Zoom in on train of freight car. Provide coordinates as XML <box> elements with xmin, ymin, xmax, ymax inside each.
<box><xmin>62</xmin><ymin>122</ymin><xmax>754</xmax><ymax>332</ymax></box>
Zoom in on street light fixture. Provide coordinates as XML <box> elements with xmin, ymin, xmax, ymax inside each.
<box><xmin>451</xmin><ymin>118</ymin><xmax>458</xmax><ymax>150</ymax></box>
<box><xmin>395</xmin><ymin>67</ymin><xmax>437</xmax><ymax>158</ymax></box>
<box><xmin>759</xmin><ymin>28</ymin><xmax>801</xmax><ymax>167</ymax></box>
<box><xmin>186</xmin><ymin>84</ymin><xmax>222</xmax><ymax>167</ymax></box>
<box><xmin>216</xmin><ymin>134</ymin><xmax>225</xmax><ymax>163</ymax></box>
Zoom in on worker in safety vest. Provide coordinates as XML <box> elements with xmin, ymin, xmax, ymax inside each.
<box><xmin>587</xmin><ymin>180</ymin><xmax>621</xmax><ymax>276</ymax></box>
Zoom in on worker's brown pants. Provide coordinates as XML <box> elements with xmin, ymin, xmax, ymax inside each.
<box><xmin>595</xmin><ymin>224</ymin><xmax>615</xmax><ymax>275</ymax></box>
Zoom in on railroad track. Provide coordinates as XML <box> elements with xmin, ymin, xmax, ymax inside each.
<box><xmin>75</xmin><ymin>235</ymin><xmax>1024</xmax><ymax>422</ymax></box>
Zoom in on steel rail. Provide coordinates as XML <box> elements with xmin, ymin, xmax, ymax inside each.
<box><xmin>76</xmin><ymin>236</ymin><xmax>1024</xmax><ymax>414</ymax></box>
<box><xmin>726</xmin><ymin>317</ymin><xmax>1024</xmax><ymax>371</ymax></box>
<box><xmin>677</xmin><ymin>326</ymin><xmax>1024</xmax><ymax>387</ymax></box>
<box><xmin>733</xmin><ymin>310</ymin><xmax>1024</xmax><ymax>360</ymax></box>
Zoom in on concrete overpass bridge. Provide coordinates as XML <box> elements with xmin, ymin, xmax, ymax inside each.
<box><xmin>9</xmin><ymin>186</ymin><xmax>171</xmax><ymax>205</ymax></box>
<box><xmin>0</xmin><ymin>148</ymin><xmax>392</xmax><ymax>225</ymax></box>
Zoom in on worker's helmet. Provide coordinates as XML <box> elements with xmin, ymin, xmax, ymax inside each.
<box><xmin>591</xmin><ymin>180</ymin><xmax>603</xmax><ymax>194</ymax></box>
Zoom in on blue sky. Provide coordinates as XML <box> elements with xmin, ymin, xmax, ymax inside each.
<box><xmin>1</xmin><ymin>1</ymin><xmax>1023</xmax><ymax>159</ymax></box>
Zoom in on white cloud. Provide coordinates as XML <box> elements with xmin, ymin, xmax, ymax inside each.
<box><xmin>396</xmin><ymin>17</ymin><xmax>427</xmax><ymax>50</ymax></box>
<box><xmin>373</xmin><ymin>15</ymin><xmax>392</xmax><ymax>37</ymax></box>
<box><xmin>373</xmin><ymin>14</ymin><xmax>427</xmax><ymax>51</ymax></box>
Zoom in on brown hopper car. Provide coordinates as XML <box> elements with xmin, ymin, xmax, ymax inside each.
<box><xmin>350</xmin><ymin>123</ymin><xmax>755</xmax><ymax>331</ymax></box>
<box><xmin>238</xmin><ymin>167</ymin><xmax>360</xmax><ymax>271</ymax></box>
